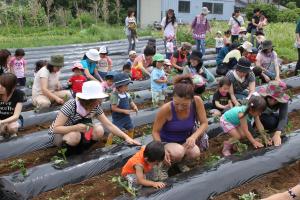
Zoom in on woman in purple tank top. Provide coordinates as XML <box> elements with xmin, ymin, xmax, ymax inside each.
<box><xmin>152</xmin><ymin>75</ymin><xmax>208</xmax><ymax>168</ymax></box>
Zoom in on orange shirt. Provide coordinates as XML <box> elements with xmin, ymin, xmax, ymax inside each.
<box><xmin>121</xmin><ymin>147</ymin><xmax>152</xmax><ymax>177</ymax></box>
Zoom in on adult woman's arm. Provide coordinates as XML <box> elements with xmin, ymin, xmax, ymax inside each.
<box><xmin>0</xmin><ymin>103</ymin><xmax>22</xmax><ymax>124</ymax></box>
<box><xmin>93</xmin><ymin>68</ymin><xmax>103</xmax><ymax>82</ymax></box>
<box><xmin>84</xmin><ymin>69</ymin><xmax>97</xmax><ymax>81</ymax></box>
<box><xmin>273</xmin><ymin>103</ymin><xmax>288</xmax><ymax>146</ymax></box>
<box><xmin>184</xmin><ymin>96</ymin><xmax>208</xmax><ymax>149</ymax></box>
<box><xmin>152</xmin><ymin>104</ymin><xmax>169</xmax><ymax>142</ymax></box>
<box><xmin>262</xmin><ymin>184</ymin><xmax>300</xmax><ymax>200</ymax></box>
<box><xmin>97</xmin><ymin>113</ymin><xmax>140</xmax><ymax>145</ymax></box>
<box><xmin>53</xmin><ymin>112</ymin><xmax>88</xmax><ymax>134</ymax></box>
<box><xmin>229</xmin><ymin>84</ymin><xmax>239</xmax><ymax>106</ymax></box>
<box><xmin>248</xmin><ymin>81</ymin><xmax>256</xmax><ymax>97</ymax></box>
<box><xmin>171</xmin><ymin>57</ymin><xmax>184</xmax><ymax>71</ymax></box>
<box><xmin>40</xmin><ymin>77</ymin><xmax>63</xmax><ymax>104</ymax></box>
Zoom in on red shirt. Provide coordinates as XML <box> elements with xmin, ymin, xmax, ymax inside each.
<box><xmin>69</xmin><ymin>75</ymin><xmax>87</xmax><ymax>93</ymax></box>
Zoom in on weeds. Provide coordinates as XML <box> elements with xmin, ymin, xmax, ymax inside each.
<box><xmin>10</xmin><ymin>159</ymin><xmax>27</xmax><ymax>178</ymax></box>
<box><xmin>258</xmin><ymin>130</ymin><xmax>271</xmax><ymax>147</ymax></box>
<box><xmin>51</xmin><ymin>148</ymin><xmax>68</xmax><ymax>168</ymax></box>
<box><xmin>238</xmin><ymin>192</ymin><xmax>257</xmax><ymax>200</ymax></box>
<box><xmin>111</xmin><ymin>176</ymin><xmax>137</xmax><ymax>197</ymax></box>
<box><xmin>285</xmin><ymin>121</ymin><xmax>294</xmax><ymax>133</ymax></box>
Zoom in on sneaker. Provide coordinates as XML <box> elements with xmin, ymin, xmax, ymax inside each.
<box><xmin>152</xmin><ymin>164</ymin><xmax>168</xmax><ymax>181</ymax></box>
<box><xmin>222</xmin><ymin>141</ymin><xmax>233</xmax><ymax>157</ymax></box>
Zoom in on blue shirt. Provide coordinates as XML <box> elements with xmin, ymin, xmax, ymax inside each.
<box><xmin>151</xmin><ymin>68</ymin><xmax>167</xmax><ymax>92</ymax></box>
<box><xmin>216</xmin><ymin>46</ymin><xmax>229</xmax><ymax>65</ymax></box>
<box><xmin>223</xmin><ymin>105</ymin><xmax>252</xmax><ymax>126</ymax></box>
<box><xmin>81</xmin><ymin>59</ymin><xmax>97</xmax><ymax>75</ymax></box>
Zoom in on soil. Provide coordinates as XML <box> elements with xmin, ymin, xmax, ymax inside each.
<box><xmin>0</xmin><ymin>124</ymin><xmax>152</xmax><ymax>176</ymax></box>
<box><xmin>32</xmin><ymin>108</ymin><xmax>300</xmax><ymax>200</ymax></box>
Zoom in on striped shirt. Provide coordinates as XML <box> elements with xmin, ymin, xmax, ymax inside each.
<box><xmin>226</xmin><ymin>70</ymin><xmax>255</xmax><ymax>94</ymax></box>
<box><xmin>48</xmin><ymin>99</ymin><xmax>103</xmax><ymax>141</ymax></box>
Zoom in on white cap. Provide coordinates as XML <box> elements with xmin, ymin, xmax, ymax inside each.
<box><xmin>164</xmin><ymin>59</ymin><xmax>171</xmax><ymax>66</ymax></box>
<box><xmin>99</xmin><ymin>46</ymin><xmax>108</xmax><ymax>54</ymax></box>
<box><xmin>86</xmin><ymin>49</ymin><xmax>100</xmax><ymax>62</ymax></box>
<box><xmin>241</xmin><ymin>41</ymin><xmax>253</xmax><ymax>53</ymax></box>
<box><xmin>76</xmin><ymin>81</ymin><xmax>108</xmax><ymax>100</ymax></box>
<box><xmin>201</xmin><ymin>7</ymin><xmax>210</xmax><ymax>15</ymax></box>
<box><xmin>129</xmin><ymin>50</ymin><xmax>136</xmax><ymax>56</ymax></box>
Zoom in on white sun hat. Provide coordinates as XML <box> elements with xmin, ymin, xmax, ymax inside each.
<box><xmin>201</xmin><ymin>7</ymin><xmax>210</xmax><ymax>15</ymax></box>
<box><xmin>76</xmin><ymin>81</ymin><xmax>108</xmax><ymax>100</ymax></box>
<box><xmin>86</xmin><ymin>49</ymin><xmax>100</xmax><ymax>62</ymax></box>
<box><xmin>99</xmin><ymin>46</ymin><xmax>108</xmax><ymax>54</ymax></box>
<box><xmin>241</xmin><ymin>41</ymin><xmax>253</xmax><ymax>53</ymax></box>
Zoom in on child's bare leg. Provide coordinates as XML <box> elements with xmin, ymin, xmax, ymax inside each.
<box><xmin>222</xmin><ymin>127</ymin><xmax>242</xmax><ymax>156</ymax></box>
<box><xmin>228</xmin><ymin>127</ymin><xmax>243</xmax><ymax>142</ymax></box>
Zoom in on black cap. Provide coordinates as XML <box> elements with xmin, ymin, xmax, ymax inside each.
<box><xmin>235</xmin><ymin>57</ymin><xmax>251</xmax><ymax>73</ymax></box>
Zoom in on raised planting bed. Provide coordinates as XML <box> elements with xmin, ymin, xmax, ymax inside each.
<box><xmin>32</xmin><ymin>109</ymin><xmax>300</xmax><ymax>200</ymax></box>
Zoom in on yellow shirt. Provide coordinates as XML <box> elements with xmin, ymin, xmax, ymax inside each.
<box><xmin>223</xmin><ymin>49</ymin><xmax>241</xmax><ymax>64</ymax></box>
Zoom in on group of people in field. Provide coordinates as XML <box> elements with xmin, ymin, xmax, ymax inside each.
<box><xmin>0</xmin><ymin>5</ymin><xmax>299</xmax><ymax>199</ymax></box>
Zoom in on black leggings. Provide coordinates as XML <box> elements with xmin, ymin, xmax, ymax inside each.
<box><xmin>296</xmin><ymin>48</ymin><xmax>300</xmax><ymax>75</ymax></box>
<box><xmin>260</xmin><ymin>113</ymin><xmax>280</xmax><ymax>133</ymax></box>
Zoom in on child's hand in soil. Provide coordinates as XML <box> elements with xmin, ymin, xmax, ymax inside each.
<box><xmin>252</xmin><ymin>139</ymin><xmax>264</xmax><ymax>148</ymax></box>
<box><xmin>152</xmin><ymin>181</ymin><xmax>166</xmax><ymax>189</ymax></box>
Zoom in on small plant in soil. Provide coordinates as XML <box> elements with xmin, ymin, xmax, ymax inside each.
<box><xmin>112</xmin><ymin>135</ymin><xmax>124</xmax><ymax>145</ymax></box>
<box><xmin>129</xmin><ymin>92</ymin><xmax>136</xmax><ymax>100</ymax></box>
<box><xmin>201</xmin><ymin>92</ymin><xmax>212</xmax><ymax>101</ymax></box>
<box><xmin>63</xmin><ymin>94</ymin><xmax>69</xmax><ymax>102</ymax></box>
<box><xmin>231</xmin><ymin>140</ymin><xmax>248</xmax><ymax>155</ymax></box>
<box><xmin>285</xmin><ymin>121</ymin><xmax>293</xmax><ymax>133</ymax></box>
<box><xmin>51</xmin><ymin>148</ymin><xmax>68</xmax><ymax>168</ymax></box>
<box><xmin>258</xmin><ymin>130</ymin><xmax>271</xmax><ymax>147</ymax></box>
<box><xmin>255</xmin><ymin>77</ymin><xmax>262</xmax><ymax>86</ymax></box>
<box><xmin>205</xmin><ymin>155</ymin><xmax>221</xmax><ymax>167</ymax></box>
<box><xmin>10</xmin><ymin>159</ymin><xmax>27</xmax><ymax>179</ymax></box>
<box><xmin>111</xmin><ymin>176</ymin><xmax>137</xmax><ymax>197</ymax></box>
<box><xmin>238</xmin><ymin>192</ymin><xmax>257</xmax><ymax>200</ymax></box>
<box><xmin>213</xmin><ymin>116</ymin><xmax>220</xmax><ymax>123</ymax></box>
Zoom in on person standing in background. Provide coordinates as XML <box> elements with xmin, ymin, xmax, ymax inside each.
<box><xmin>228</xmin><ymin>9</ymin><xmax>244</xmax><ymax>43</ymax></box>
<box><xmin>161</xmin><ymin>9</ymin><xmax>177</xmax><ymax>58</ymax></box>
<box><xmin>295</xmin><ymin>19</ymin><xmax>300</xmax><ymax>75</ymax></box>
<box><xmin>125</xmin><ymin>9</ymin><xmax>137</xmax><ymax>53</ymax></box>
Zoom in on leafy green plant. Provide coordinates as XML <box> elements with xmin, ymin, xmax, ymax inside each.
<box><xmin>205</xmin><ymin>155</ymin><xmax>221</xmax><ymax>167</ymax></box>
<box><xmin>112</xmin><ymin>136</ymin><xmax>124</xmax><ymax>145</ymax></box>
<box><xmin>111</xmin><ymin>176</ymin><xmax>137</xmax><ymax>197</ymax></box>
<box><xmin>259</xmin><ymin>130</ymin><xmax>271</xmax><ymax>147</ymax></box>
<box><xmin>239</xmin><ymin>192</ymin><xmax>257</xmax><ymax>200</ymax></box>
<box><xmin>231</xmin><ymin>140</ymin><xmax>248</xmax><ymax>155</ymax></box>
<box><xmin>213</xmin><ymin>116</ymin><xmax>220</xmax><ymax>123</ymax></box>
<box><xmin>10</xmin><ymin>159</ymin><xmax>27</xmax><ymax>178</ymax></box>
<box><xmin>51</xmin><ymin>148</ymin><xmax>68</xmax><ymax>168</ymax></box>
<box><xmin>255</xmin><ymin>77</ymin><xmax>262</xmax><ymax>86</ymax></box>
<box><xmin>285</xmin><ymin>121</ymin><xmax>293</xmax><ymax>133</ymax></box>
<box><xmin>63</xmin><ymin>94</ymin><xmax>69</xmax><ymax>102</ymax></box>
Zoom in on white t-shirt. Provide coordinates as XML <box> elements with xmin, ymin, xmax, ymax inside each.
<box><xmin>215</xmin><ymin>37</ymin><xmax>224</xmax><ymax>48</ymax></box>
<box><xmin>228</xmin><ymin>16</ymin><xmax>244</xmax><ymax>36</ymax></box>
<box><xmin>32</xmin><ymin>66</ymin><xmax>60</xmax><ymax>98</ymax></box>
<box><xmin>166</xmin><ymin>41</ymin><xmax>174</xmax><ymax>53</ymax></box>
<box><xmin>161</xmin><ymin>17</ymin><xmax>177</xmax><ymax>38</ymax></box>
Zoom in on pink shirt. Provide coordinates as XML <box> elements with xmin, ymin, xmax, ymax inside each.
<box><xmin>9</xmin><ymin>57</ymin><xmax>26</xmax><ymax>78</ymax></box>
<box><xmin>98</xmin><ymin>56</ymin><xmax>112</xmax><ymax>72</ymax></box>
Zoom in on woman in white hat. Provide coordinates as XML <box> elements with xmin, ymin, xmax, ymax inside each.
<box><xmin>49</xmin><ymin>81</ymin><xmax>140</xmax><ymax>156</ymax></box>
<box><xmin>81</xmin><ymin>49</ymin><xmax>102</xmax><ymax>82</ymax></box>
<box><xmin>191</xmin><ymin>7</ymin><xmax>211</xmax><ymax>55</ymax></box>
<box><xmin>216</xmin><ymin>41</ymin><xmax>253</xmax><ymax>76</ymax></box>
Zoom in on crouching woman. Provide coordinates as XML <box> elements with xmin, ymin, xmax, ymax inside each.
<box><xmin>49</xmin><ymin>81</ymin><xmax>140</xmax><ymax>155</ymax></box>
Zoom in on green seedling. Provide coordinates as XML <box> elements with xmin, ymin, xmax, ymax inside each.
<box><xmin>10</xmin><ymin>159</ymin><xmax>27</xmax><ymax>178</ymax></box>
<box><xmin>286</xmin><ymin>89</ymin><xmax>294</xmax><ymax>100</ymax></box>
<box><xmin>238</xmin><ymin>192</ymin><xmax>257</xmax><ymax>200</ymax></box>
<box><xmin>51</xmin><ymin>148</ymin><xmax>68</xmax><ymax>168</ymax></box>
<box><xmin>63</xmin><ymin>94</ymin><xmax>69</xmax><ymax>102</ymax></box>
<box><xmin>255</xmin><ymin>77</ymin><xmax>262</xmax><ymax>86</ymax></box>
<box><xmin>112</xmin><ymin>176</ymin><xmax>137</xmax><ymax>197</ymax></box>
<box><xmin>285</xmin><ymin>121</ymin><xmax>293</xmax><ymax>133</ymax></box>
<box><xmin>129</xmin><ymin>92</ymin><xmax>136</xmax><ymax>100</ymax></box>
<box><xmin>231</xmin><ymin>140</ymin><xmax>248</xmax><ymax>155</ymax></box>
<box><xmin>213</xmin><ymin>116</ymin><xmax>220</xmax><ymax>123</ymax></box>
<box><xmin>112</xmin><ymin>136</ymin><xmax>124</xmax><ymax>145</ymax></box>
<box><xmin>26</xmin><ymin>78</ymin><xmax>34</xmax><ymax>89</ymax></box>
<box><xmin>201</xmin><ymin>92</ymin><xmax>212</xmax><ymax>101</ymax></box>
<box><xmin>259</xmin><ymin>130</ymin><xmax>271</xmax><ymax>147</ymax></box>
<box><xmin>205</xmin><ymin>155</ymin><xmax>221</xmax><ymax>167</ymax></box>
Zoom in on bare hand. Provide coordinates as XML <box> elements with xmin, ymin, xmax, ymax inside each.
<box><xmin>125</xmin><ymin>137</ymin><xmax>141</xmax><ymax>146</ymax></box>
<box><xmin>55</xmin><ymin>97</ymin><xmax>64</xmax><ymax>105</ymax></box>
<box><xmin>184</xmin><ymin>136</ymin><xmax>196</xmax><ymax>150</ymax></box>
<box><xmin>123</xmin><ymin>110</ymin><xmax>132</xmax><ymax>115</ymax></box>
<box><xmin>76</xmin><ymin>123</ymin><xmax>89</xmax><ymax>132</ymax></box>
<box><xmin>152</xmin><ymin>182</ymin><xmax>166</xmax><ymax>189</ymax></box>
<box><xmin>133</xmin><ymin>106</ymin><xmax>139</xmax><ymax>113</ymax></box>
<box><xmin>252</xmin><ymin>140</ymin><xmax>264</xmax><ymax>148</ymax></box>
<box><xmin>275</xmin><ymin>76</ymin><xmax>281</xmax><ymax>81</ymax></box>
<box><xmin>272</xmin><ymin>132</ymin><xmax>282</xmax><ymax>146</ymax></box>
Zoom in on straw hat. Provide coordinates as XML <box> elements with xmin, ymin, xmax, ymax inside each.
<box><xmin>76</xmin><ymin>81</ymin><xmax>108</xmax><ymax>99</ymax></box>
<box><xmin>49</xmin><ymin>55</ymin><xmax>64</xmax><ymax>67</ymax></box>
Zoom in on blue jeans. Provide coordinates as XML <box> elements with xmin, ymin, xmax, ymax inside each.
<box><xmin>195</xmin><ymin>39</ymin><xmax>206</xmax><ymax>55</ymax></box>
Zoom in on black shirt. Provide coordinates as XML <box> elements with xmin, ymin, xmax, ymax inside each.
<box><xmin>0</xmin><ymin>89</ymin><xmax>26</xmax><ymax>120</ymax></box>
<box><xmin>252</xmin><ymin>15</ymin><xmax>260</xmax><ymax>28</ymax></box>
<box><xmin>212</xmin><ymin>91</ymin><xmax>231</xmax><ymax>111</ymax></box>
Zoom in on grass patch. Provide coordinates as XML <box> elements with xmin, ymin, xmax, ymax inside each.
<box><xmin>0</xmin><ymin>21</ymin><xmax>297</xmax><ymax>62</ymax></box>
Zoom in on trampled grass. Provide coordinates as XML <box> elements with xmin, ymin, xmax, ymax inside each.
<box><xmin>0</xmin><ymin>21</ymin><xmax>297</xmax><ymax>61</ymax></box>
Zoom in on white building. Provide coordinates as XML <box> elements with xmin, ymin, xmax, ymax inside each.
<box><xmin>136</xmin><ymin>0</ymin><xmax>235</xmax><ymax>27</ymax></box>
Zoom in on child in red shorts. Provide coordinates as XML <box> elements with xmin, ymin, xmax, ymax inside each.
<box><xmin>68</xmin><ymin>63</ymin><xmax>87</xmax><ymax>98</ymax></box>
